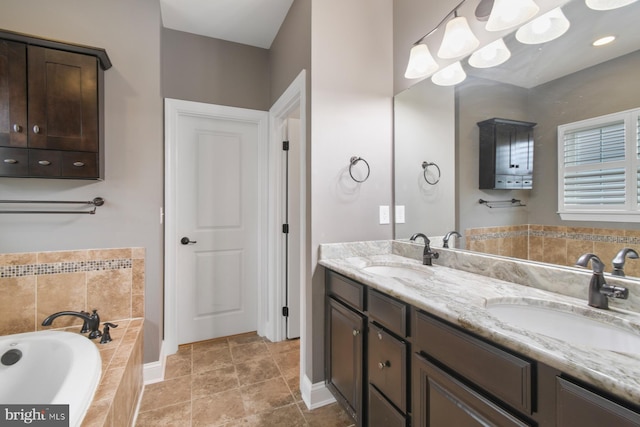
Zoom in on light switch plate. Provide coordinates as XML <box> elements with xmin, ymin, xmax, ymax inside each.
<box><xmin>395</xmin><ymin>205</ymin><xmax>405</xmax><ymax>223</ymax></box>
<box><xmin>379</xmin><ymin>205</ymin><xmax>390</xmax><ymax>224</ymax></box>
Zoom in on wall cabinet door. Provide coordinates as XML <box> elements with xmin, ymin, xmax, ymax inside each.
<box><xmin>412</xmin><ymin>353</ymin><xmax>532</xmax><ymax>427</ymax></box>
<box><xmin>0</xmin><ymin>39</ymin><xmax>27</xmax><ymax>149</ymax></box>
<box><xmin>326</xmin><ymin>297</ymin><xmax>365</xmax><ymax>426</ymax></box>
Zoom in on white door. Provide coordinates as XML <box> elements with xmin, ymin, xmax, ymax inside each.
<box><xmin>174</xmin><ymin>107</ymin><xmax>264</xmax><ymax>345</ymax></box>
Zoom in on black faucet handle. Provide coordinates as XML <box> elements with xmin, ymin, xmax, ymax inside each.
<box><xmin>100</xmin><ymin>323</ymin><xmax>118</xmax><ymax>344</ymax></box>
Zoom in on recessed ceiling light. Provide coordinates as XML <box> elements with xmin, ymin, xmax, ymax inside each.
<box><xmin>593</xmin><ymin>36</ymin><xmax>616</xmax><ymax>46</ymax></box>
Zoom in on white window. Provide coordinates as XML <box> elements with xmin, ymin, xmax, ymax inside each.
<box><xmin>557</xmin><ymin>108</ymin><xmax>640</xmax><ymax>222</ymax></box>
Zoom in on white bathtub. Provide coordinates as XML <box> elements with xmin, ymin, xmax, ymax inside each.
<box><xmin>0</xmin><ymin>330</ymin><xmax>102</xmax><ymax>427</ymax></box>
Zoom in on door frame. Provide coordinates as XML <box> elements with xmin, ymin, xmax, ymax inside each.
<box><xmin>164</xmin><ymin>98</ymin><xmax>269</xmax><ymax>355</ymax></box>
<box><xmin>267</xmin><ymin>70</ymin><xmax>307</xmax><ymax>343</ymax></box>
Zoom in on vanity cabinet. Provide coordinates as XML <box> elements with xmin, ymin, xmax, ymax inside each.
<box><xmin>326</xmin><ymin>271</ymin><xmax>366</xmax><ymax>426</ymax></box>
<box><xmin>0</xmin><ymin>30</ymin><xmax>110</xmax><ymax>179</ymax></box>
<box><xmin>477</xmin><ymin>118</ymin><xmax>536</xmax><ymax>190</ymax></box>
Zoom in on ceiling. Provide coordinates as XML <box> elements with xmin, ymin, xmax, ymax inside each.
<box><xmin>159</xmin><ymin>0</ymin><xmax>294</xmax><ymax>49</ymax></box>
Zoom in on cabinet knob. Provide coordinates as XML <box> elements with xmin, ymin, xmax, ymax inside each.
<box><xmin>377</xmin><ymin>332</ymin><xmax>383</xmax><ymax>340</ymax></box>
<box><xmin>378</xmin><ymin>361</ymin><xmax>390</xmax><ymax>370</ymax></box>
<box><xmin>73</xmin><ymin>162</ymin><xmax>85</xmax><ymax>167</ymax></box>
<box><xmin>12</xmin><ymin>124</ymin><xmax>22</xmax><ymax>133</ymax></box>
<box><xmin>3</xmin><ymin>159</ymin><xmax>18</xmax><ymax>164</ymax></box>
<box><xmin>352</xmin><ymin>329</ymin><xmax>360</xmax><ymax>336</ymax></box>
<box><xmin>33</xmin><ymin>125</ymin><xmax>41</xmax><ymax>134</ymax></box>
<box><xmin>38</xmin><ymin>160</ymin><xmax>51</xmax><ymax>166</ymax></box>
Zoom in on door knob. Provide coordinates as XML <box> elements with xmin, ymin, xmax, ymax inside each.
<box><xmin>180</xmin><ymin>237</ymin><xmax>197</xmax><ymax>245</ymax></box>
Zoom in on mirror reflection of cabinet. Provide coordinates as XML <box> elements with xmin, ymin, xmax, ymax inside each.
<box><xmin>477</xmin><ymin>118</ymin><xmax>536</xmax><ymax>190</ymax></box>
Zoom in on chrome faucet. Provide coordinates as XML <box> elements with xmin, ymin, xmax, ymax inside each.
<box><xmin>442</xmin><ymin>231</ymin><xmax>461</xmax><ymax>248</ymax></box>
<box><xmin>575</xmin><ymin>254</ymin><xmax>628</xmax><ymax>309</ymax></box>
<box><xmin>410</xmin><ymin>233</ymin><xmax>440</xmax><ymax>266</ymax></box>
<box><xmin>612</xmin><ymin>248</ymin><xmax>639</xmax><ymax>277</ymax></box>
<box><xmin>42</xmin><ymin>309</ymin><xmax>102</xmax><ymax>339</ymax></box>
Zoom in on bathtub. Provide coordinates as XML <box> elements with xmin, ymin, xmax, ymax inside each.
<box><xmin>0</xmin><ymin>330</ymin><xmax>102</xmax><ymax>427</ymax></box>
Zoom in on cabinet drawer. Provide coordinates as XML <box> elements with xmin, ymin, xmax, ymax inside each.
<box><xmin>413</xmin><ymin>310</ymin><xmax>532</xmax><ymax>414</ymax></box>
<box><xmin>556</xmin><ymin>377</ymin><xmax>640</xmax><ymax>427</ymax></box>
<box><xmin>369</xmin><ymin>323</ymin><xmax>407</xmax><ymax>411</ymax></box>
<box><xmin>28</xmin><ymin>149</ymin><xmax>61</xmax><ymax>176</ymax></box>
<box><xmin>61</xmin><ymin>151</ymin><xmax>98</xmax><ymax>178</ymax></box>
<box><xmin>368</xmin><ymin>288</ymin><xmax>408</xmax><ymax>337</ymax></box>
<box><xmin>369</xmin><ymin>385</ymin><xmax>407</xmax><ymax>427</ymax></box>
<box><xmin>326</xmin><ymin>270</ymin><xmax>365</xmax><ymax>311</ymax></box>
<box><xmin>0</xmin><ymin>147</ymin><xmax>28</xmax><ymax>176</ymax></box>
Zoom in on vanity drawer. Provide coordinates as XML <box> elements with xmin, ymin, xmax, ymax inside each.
<box><xmin>369</xmin><ymin>384</ymin><xmax>407</xmax><ymax>427</ymax></box>
<box><xmin>413</xmin><ymin>309</ymin><xmax>532</xmax><ymax>414</ymax></box>
<box><xmin>368</xmin><ymin>288</ymin><xmax>408</xmax><ymax>337</ymax></box>
<box><xmin>326</xmin><ymin>270</ymin><xmax>365</xmax><ymax>312</ymax></box>
<box><xmin>369</xmin><ymin>323</ymin><xmax>407</xmax><ymax>411</ymax></box>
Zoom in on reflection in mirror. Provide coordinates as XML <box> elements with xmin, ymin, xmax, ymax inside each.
<box><xmin>394</xmin><ymin>0</ymin><xmax>640</xmax><ymax>278</ymax></box>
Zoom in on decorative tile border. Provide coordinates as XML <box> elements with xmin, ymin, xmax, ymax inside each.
<box><xmin>467</xmin><ymin>226</ymin><xmax>640</xmax><ymax>245</ymax></box>
<box><xmin>0</xmin><ymin>259</ymin><xmax>133</xmax><ymax>278</ymax></box>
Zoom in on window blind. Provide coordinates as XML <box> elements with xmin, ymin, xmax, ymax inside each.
<box><xmin>563</xmin><ymin>121</ymin><xmax>625</xmax><ymax>167</ymax></box>
<box><xmin>564</xmin><ymin>168</ymin><xmax>626</xmax><ymax>205</ymax></box>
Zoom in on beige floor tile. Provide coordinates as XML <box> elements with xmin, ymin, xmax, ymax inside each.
<box><xmin>135</xmin><ymin>401</ymin><xmax>191</xmax><ymax>427</ymax></box>
<box><xmin>227</xmin><ymin>332</ymin><xmax>263</xmax><ymax>347</ymax></box>
<box><xmin>192</xmin><ymin>389</ymin><xmax>246</xmax><ymax>427</ymax></box>
<box><xmin>165</xmin><ymin>345</ymin><xmax>192</xmax><ymax>379</ymax></box>
<box><xmin>139</xmin><ymin>376</ymin><xmax>192</xmax><ymax>412</ymax></box>
<box><xmin>192</xmin><ymin>365</ymin><xmax>239</xmax><ymax>399</ymax></box>
<box><xmin>300</xmin><ymin>402</ymin><xmax>355</xmax><ymax>427</ymax></box>
<box><xmin>240</xmin><ymin>377</ymin><xmax>295</xmax><ymax>415</ymax></box>
<box><xmin>193</xmin><ymin>346</ymin><xmax>233</xmax><ymax>374</ymax></box>
<box><xmin>235</xmin><ymin>357</ymin><xmax>281</xmax><ymax>386</ymax></box>
<box><xmin>238</xmin><ymin>403</ymin><xmax>306</xmax><ymax>426</ymax></box>
<box><xmin>230</xmin><ymin>341</ymin><xmax>270</xmax><ymax>363</ymax></box>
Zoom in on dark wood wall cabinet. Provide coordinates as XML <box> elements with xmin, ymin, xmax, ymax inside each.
<box><xmin>324</xmin><ymin>268</ymin><xmax>640</xmax><ymax>427</ymax></box>
<box><xmin>477</xmin><ymin>118</ymin><xmax>536</xmax><ymax>190</ymax></box>
<box><xmin>0</xmin><ymin>29</ymin><xmax>111</xmax><ymax>179</ymax></box>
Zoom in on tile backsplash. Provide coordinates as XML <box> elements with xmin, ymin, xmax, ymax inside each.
<box><xmin>0</xmin><ymin>247</ymin><xmax>144</xmax><ymax>336</ymax></box>
<box><xmin>466</xmin><ymin>225</ymin><xmax>640</xmax><ymax>278</ymax></box>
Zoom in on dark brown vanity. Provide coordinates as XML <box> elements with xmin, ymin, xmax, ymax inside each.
<box><xmin>325</xmin><ymin>268</ymin><xmax>640</xmax><ymax>427</ymax></box>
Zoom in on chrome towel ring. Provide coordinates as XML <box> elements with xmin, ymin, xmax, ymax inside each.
<box><xmin>349</xmin><ymin>156</ymin><xmax>370</xmax><ymax>183</ymax></box>
<box><xmin>422</xmin><ymin>161</ymin><xmax>441</xmax><ymax>185</ymax></box>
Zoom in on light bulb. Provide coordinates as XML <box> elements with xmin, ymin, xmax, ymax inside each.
<box><xmin>431</xmin><ymin>61</ymin><xmax>466</xmax><ymax>86</ymax></box>
<box><xmin>404</xmin><ymin>44</ymin><xmax>439</xmax><ymax>79</ymax></box>
<box><xmin>486</xmin><ymin>0</ymin><xmax>540</xmax><ymax>32</ymax></box>
<box><xmin>469</xmin><ymin>38</ymin><xmax>511</xmax><ymax>68</ymax></box>
<box><xmin>437</xmin><ymin>16</ymin><xmax>480</xmax><ymax>59</ymax></box>
<box><xmin>516</xmin><ymin>7</ymin><xmax>570</xmax><ymax>44</ymax></box>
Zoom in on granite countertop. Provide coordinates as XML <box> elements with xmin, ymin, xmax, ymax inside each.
<box><xmin>318</xmin><ymin>240</ymin><xmax>640</xmax><ymax>405</ymax></box>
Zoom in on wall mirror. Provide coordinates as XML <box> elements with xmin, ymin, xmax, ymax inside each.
<box><xmin>394</xmin><ymin>0</ymin><xmax>640</xmax><ymax>279</ymax></box>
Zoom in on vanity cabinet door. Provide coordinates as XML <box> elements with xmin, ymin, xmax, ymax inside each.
<box><xmin>0</xmin><ymin>39</ymin><xmax>27</xmax><ymax>149</ymax></box>
<box><xmin>326</xmin><ymin>297</ymin><xmax>365</xmax><ymax>426</ymax></box>
<box><xmin>412</xmin><ymin>353</ymin><xmax>533</xmax><ymax>427</ymax></box>
<box><xmin>556</xmin><ymin>377</ymin><xmax>640</xmax><ymax>427</ymax></box>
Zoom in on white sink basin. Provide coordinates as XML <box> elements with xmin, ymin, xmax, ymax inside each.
<box><xmin>362</xmin><ymin>265</ymin><xmax>432</xmax><ymax>280</ymax></box>
<box><xmin>486</xmin><ymin>300</ymin><xmax>640</xmax><ymax>354</ymax></box>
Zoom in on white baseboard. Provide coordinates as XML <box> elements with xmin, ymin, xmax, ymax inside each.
<box><xmin>300</xmin><ymin>374</ymin><xmax>336</xmax><ymax>410</ymax></box>
<box><xmin>143</xmin><ymin>340</ymin><xmax>166</xmax><ymax>384</ymax></box>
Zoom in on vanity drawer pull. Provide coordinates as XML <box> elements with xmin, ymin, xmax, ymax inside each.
<box><xmin>3</xmin><ymin>159</ymin><xmax>18</xmax><ymax>164</ymax></box>
<box><xmin>38</xmin><ymin>160</ymin><xmax>51</xmax><ymax>166</ymax></box>
<box><xmin>73</xmin><ymin>162</ymin><xmax>85</xmax><ymax>167</ymax></box>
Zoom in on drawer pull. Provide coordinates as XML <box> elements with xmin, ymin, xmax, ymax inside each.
<box><xmin>377</xmin><ymin>331</ymin><xmax>383</xmax><ymax>340</ymax></box>
<box><xmin>12</xmin><ymin>124</ymin><xmax>22</xmax><ymax>133</ymax></box>
<box><xmin>352</xmin><ymin>329</ymin><xmax>360</xmax><ymax>336</ymax></box>
<box><xmin>73</xmin><ymin>162</ymin><xmax>85</xmax><ymax>167</ymax></box>
<box><xmin>378</xmin><ymin>361</ymin><xmax>390</xmax><ymax>370</ymax></box>
<box><xmin>3</xmin><ymin>159</ymin><xmax>18</xmax><ymax>164</ymax></box>
<box><xmin>38</xmin><ymin>160</ymin><xmax>51</xmax><ymax>166</ymax></box>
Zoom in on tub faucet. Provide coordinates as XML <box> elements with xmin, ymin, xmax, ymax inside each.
<box><xmin>612</xmin><ymin>248</ymin><xmax>639</xmax><ymax>277</ymax></box>
<box><xmin>442</xmin><ymin>231</ymin><xmax>462</xmax><ymax>248</ymax></box>
<box><xmin>410</xmin><ymin>233</ymin><xmax>440</xmax><ymax>266</ymax></box>
<box><xmin>575</xmin><ymin>254</ymin><xmax>628</xmax><ymax>309</ymax></box>
<box><xmin>42</xmin><ymin>309</ymin><xmax>102</xmax><ymax>339</ymax></box>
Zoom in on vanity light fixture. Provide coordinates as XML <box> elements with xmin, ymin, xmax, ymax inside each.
<box><xmin>437</xmin><ymin>12</ymin><xmax>480</xmax><ymax>59</ymax></box>
<box><xmin>486</xmin><ymin>0</ymin><xmax>540</xmax><ymax>32</ymax></box>
<box><xmin>405</xmin><ymin>44</ymin><xmax>439</xmax><ymax>79</ymax></box>
<box><xmin>431</xmin><ymin>61</ymin><xmax>467</xmax><ymax>86</ymax></box>
<box><xmin>585</xmin><ymin>0</ymin><xmax>638</xmax><ymax>10</ymax></box>
<box><xmin>468</xmin><ymin>38</ymin><xmax>511</xmax><ymax>68</ymax></box>
<box><xmin>515</xmin><ymin>7</ymin><xmax>570</xmax><ymax>45</ymax></box>
<box><xmin>593</xmin><ymin>35</ymin><xmax>616</xmax><ymax>46</ymax></box>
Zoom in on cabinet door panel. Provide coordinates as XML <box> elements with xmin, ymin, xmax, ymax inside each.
<box><xmin>0</xmin><ymin>40</ymin><xmax>27</xmax><ymax>148</ymax></box>
<box><xmin>27</xmin><ymin>46</ymin><xmax>98</xmax><ymax>152</ymax></box>
<box><xmin>327</xmin><ymin>297</ymin><xmax>364</xmax><ymax>425</ymax></box>
<box><xmin>556</xmin><ymin>377</ymin><xmax>640</xmax><ymax>427</ymax></box>
<box><xmin>412</xmin><ymin>353</ymin><xmax>532</xmax><ymax>427</ymax></box>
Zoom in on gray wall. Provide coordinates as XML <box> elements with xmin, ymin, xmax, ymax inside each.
<box><xmin>0</xmin><ymin>0</ymin><xmax>164</xmax><ymax>363</ymax></box>
<box><xmin>161</xmin><ymin>28</ymin><xmax>270</xmax><ymax>111</ymax></box>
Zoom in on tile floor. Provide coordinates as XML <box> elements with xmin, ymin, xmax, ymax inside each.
<box><xmin>135</xmin><ymin>332</ymin><xmax>354</xmax><ymax>426</ymax></box>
